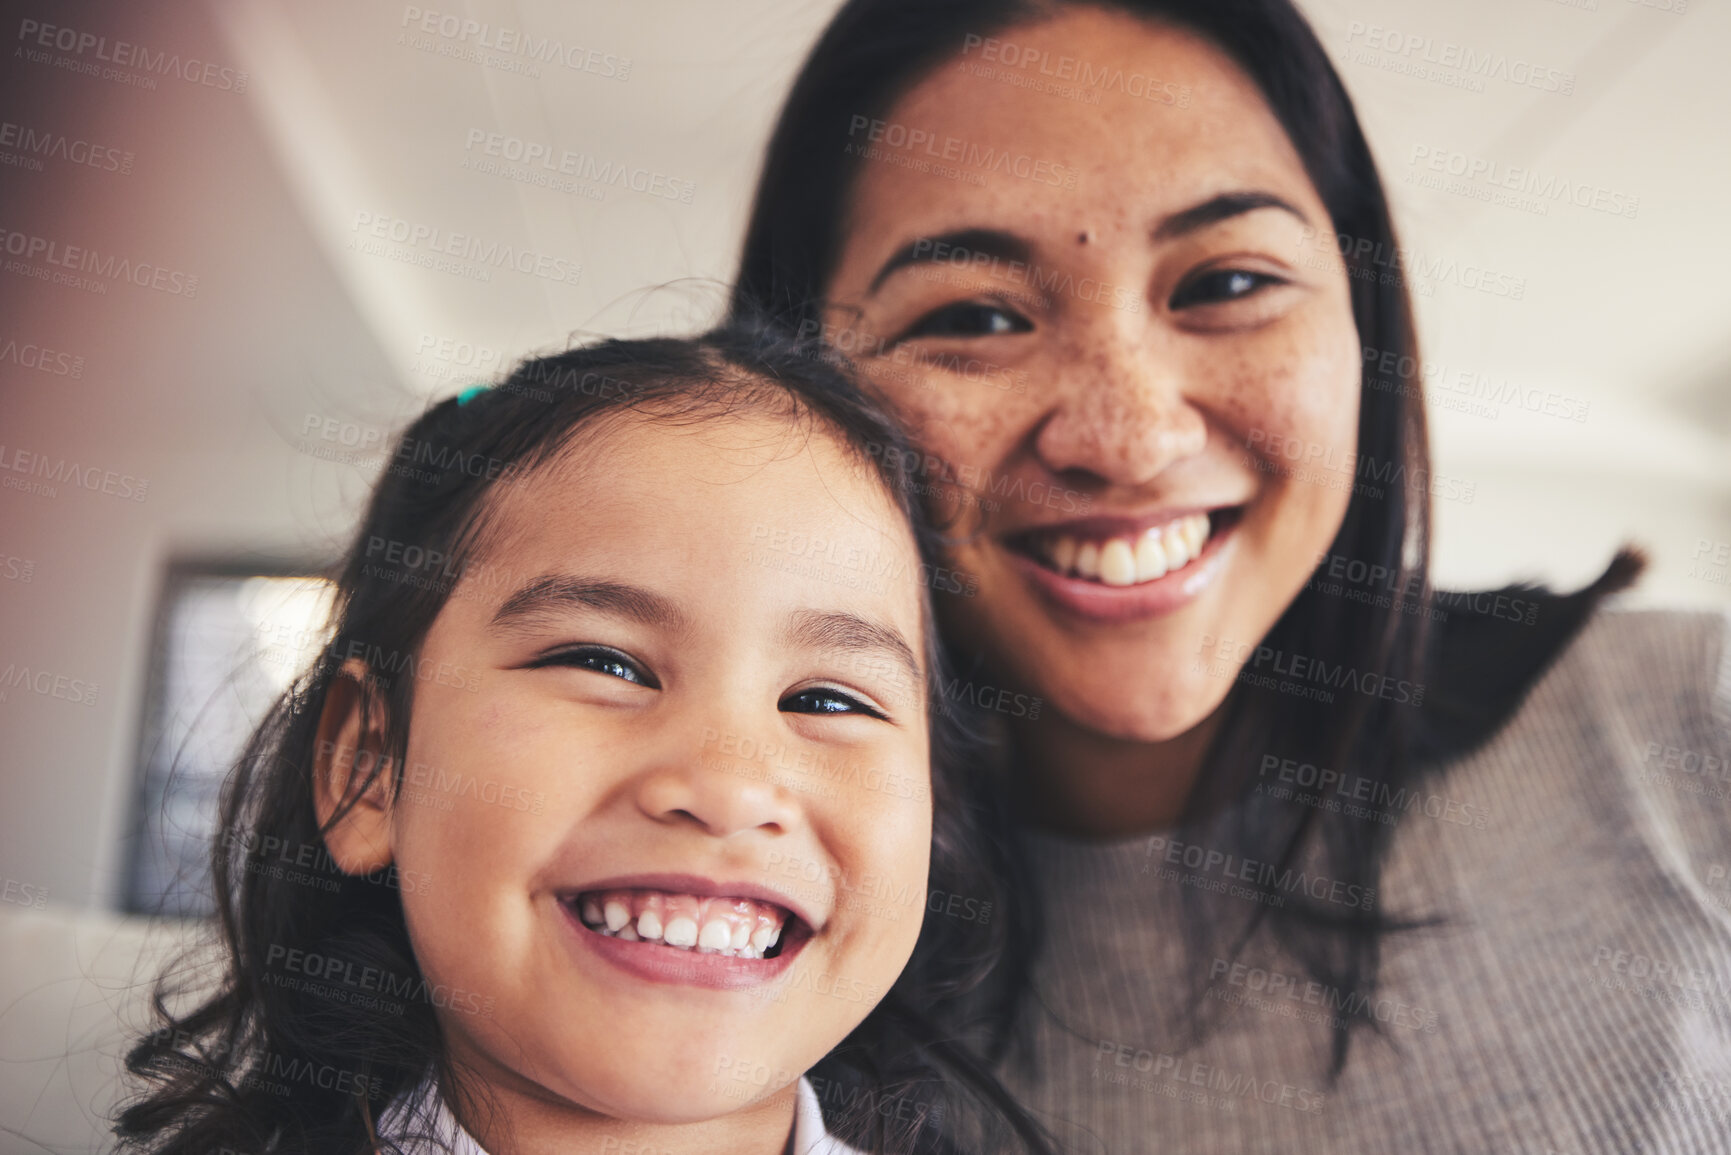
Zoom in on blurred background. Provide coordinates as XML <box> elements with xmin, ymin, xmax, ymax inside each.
<box><xmin>0</xmin><ymin>0</ymin><xmax>1726</xmax><ymax>1148</ymax></box>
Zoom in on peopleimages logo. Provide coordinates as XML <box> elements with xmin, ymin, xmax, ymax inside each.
<box><xmin>1198</xmin><ymin>633</ymin><xmax>1426</xmax><ymax>708</ymax></box>
<box><xmin>845</xmin><ymin>114</ymin><xmax>1081</xmax><ymax>190</ymax></box>
<box><xmin>0</xmin><ymin>335</ymin><xmax>83</xmax><ymax>378</ymax></box>
<box><xmin>462</xmin><ymin>130</ymin><xmax>695</xmax><ymax>203</ymax></box>
<box><xmin>0</xmin><ymin>443</ymin><xmax>149</xmax><ymax>502</ymax></box>
<box><xmin>1095</xmin><ymin>1040</ymin><xmax>1328</xmax><ymax>1114</ymax></box>
<box><xmin>1298</xmin><ymin>225</ymin><xmax>1524</xmax><ymax>301</ymax></box>
<box><xmin>1142</xmin><ymin>833</ymin><xmax>1376</xmax><ymax>912</ymax></box>
<box><xmin>0</xmin><ymin>877</ymin><xmax>48</xmax><ymax>910</ymax></box>
<box><xmin>1407</xmin><ymin>145</ymin><xmax>1639</xmax><ymax>220</ymax></box>
<box><xmin>398</xmin><ymin>8</ymin><xmax>631</xmax><ymax>79</ymax></box>
<box><xmin>0</xmin><ymin>120</ymin><xmax>133</xmax><ymax>174</ymax></box>
<box><xmin>15</xmin><ymin>18</ymin><xmax>248</xmax><ymax>91</ymax></box>
<box><xmin>0</xmin><ymin>229</ymin><xmax>198</xmax><ymax>297</ymax></box>
<box><xmin>1342</xmin><ymin>21</ymin><xmax>1575</xmax><ymax>96</ymax></box>
<box><xmin>348</xmin><ymin>211</ymin><xmax>582</xmax><ymax>286</ymax></box>
<box><xmin>958</xmin><ymin>33</ymin><xmax>1192</xmax><ymax>107</ymax></box>
<box><xmin>0</xmin><ymin>661</ymin><xmax>99</xmax><ymax>707</ymax></box>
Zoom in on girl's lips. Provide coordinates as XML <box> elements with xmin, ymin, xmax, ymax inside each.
<box><xmin>557</xmin><ymin>899</ymin><xmax>810</xmax><ymax>991</ymax></box>
<box><xmin>1003</xmin><ymin>511</ymin><xmax>1238</xmax><ymax>624</ymax></box>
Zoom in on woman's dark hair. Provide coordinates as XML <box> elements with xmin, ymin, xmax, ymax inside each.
<box><xmin>729</xmin><ymin>0</ymin><xmax>1641</xmax><ymax>1077</ymax></box>
<box><xmin>115</xmin><ymin>323</ymin><xmax>1057</xmax><ymax>1155</ymax></box>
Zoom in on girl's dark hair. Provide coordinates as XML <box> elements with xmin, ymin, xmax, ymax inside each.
<box><xmin>115</xmin><ymin>323</ymin><xmax>1056</xmax><ymax>1155</ymax></box>
<box><xmin>729</xmin><ymin>0</ymin><xmax>1641</xmax><ymax>1077</ymax></box>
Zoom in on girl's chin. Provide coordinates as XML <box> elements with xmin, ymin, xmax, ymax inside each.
<box><xmin>542</xmin><ymin>1057</ymin><xmax>792</xmax><ymax>1126</ymax></box>
<box><xmin>590</xmin><ymin>1088</ymin><xmax>769</xmax><ymax>1128</ymax></box>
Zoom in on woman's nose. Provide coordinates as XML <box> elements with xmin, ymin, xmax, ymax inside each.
<box><xmin>633</xmin><ymin>724</ymin><xmax>804</xmax><ymax>839</ymax></box>
<box><xmin>1033</xmin><ymin>316</ymin><xmax>1209</xmax><ymax>488</ymax></box>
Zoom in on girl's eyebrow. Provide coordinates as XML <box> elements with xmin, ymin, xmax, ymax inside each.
<box><xmin>488</xmin><ymin>578</ymin><xmax>921</xmax><ymax>685</ymax></box>
<box><xmin>490</xmin><ymin>574</ymin><xmax>690</xmax><ymax>635</ymax></box>
<box><xmin>781</xmin><ymin>608</ymin><xmax>923</xmax><ymax>689</ymax></box>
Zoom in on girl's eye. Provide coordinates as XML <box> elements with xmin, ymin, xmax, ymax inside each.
<box><xmin>529</xmin><ymin>645</ymin><xmax>659</xmax><ymax>688</ymax></box>
<box><xmin>780</xmin><ymin>686</ymin><xmax>888</xmax><ymax>720</ymax></box>
<box><xmin>1169</xmin><ymin>267</ymin><xmax>1284</xmax><ymax>309</ymax></box>
<box><xmin>900</xmin><ymin>301</ymin><xmax>1032</xmax><ymax>341</ymax></box>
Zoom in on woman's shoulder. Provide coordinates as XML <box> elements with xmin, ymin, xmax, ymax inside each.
<box><xmin>1553</xmin><ymin>604</ymin><xmax>1731</xmax><ymax>707</ymax></box>
<box><xmin>1430</xmin><ymin>604</ymin><xmax>1731</xmax><ymax>899</ymax></box>
<box><xmin>1538</xmin><ymin>605</ymin><xmax>1731</xmax><ymax>810</ymax></box>
<box><xmin>1411</xmin><ymin>551</ymin><xmax>1716</xmax><ymax>764</ymax></box>
<box><xmin>1444</xmin><ymin>601</ymin><xmax>1731</xmax><ymax>777</ymax></box>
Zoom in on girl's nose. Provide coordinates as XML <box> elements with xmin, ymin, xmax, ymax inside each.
<box><xmin>1033</xmin><ymin>318</ymin><xmax>1209</xmax><ymax>488</ymax></box>
<box><xmin>634</xmin><ymin>727</ymin><xmax>804</xmax><ymax>839</ymax></box>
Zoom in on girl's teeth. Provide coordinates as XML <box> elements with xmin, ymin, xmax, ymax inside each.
<box><xmin>751</xmin><ymin>921</ymin><xmax>780</xmax><ymax>952</ymax></box>
<box><xmin>698</xmin><ymin>919</ymin><xmax>732</xmax><ymax>951</ymax></box>
<box><xmin>575</xmin><ymin>889</ymin><xmax>794</xmax><ymax>959</ymax></box>
<box><xmin>1041</xmin><ymin>514</ymin><xmax>1213</xmax><ymax>586</ymax></box>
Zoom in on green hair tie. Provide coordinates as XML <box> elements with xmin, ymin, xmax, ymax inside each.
<box><xmin>455</xmin><ymin>384</ymin><xmax>491</xmax><ymax>406</ymax></box>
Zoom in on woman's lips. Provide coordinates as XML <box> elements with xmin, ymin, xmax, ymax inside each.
<box><xmin>1003</xmin><ymin>508</ymin><xmax>1239</xmax><ymax>624</ymax></box>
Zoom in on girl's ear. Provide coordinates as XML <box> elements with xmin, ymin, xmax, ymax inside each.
<box><xmin>313</xmin><ymin>658</ymin><xmax>396</xmax><ymax>877</ymax></box>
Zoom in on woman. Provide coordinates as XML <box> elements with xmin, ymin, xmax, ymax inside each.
<box><xmin>731</xmin><ymin>0</ymin><xmax>1731</xmax><ymax>1151</ymax></box>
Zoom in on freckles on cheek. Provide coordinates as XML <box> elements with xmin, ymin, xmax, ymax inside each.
<box><xmin>1228</xmin><ymin>332</ymin><xmax>1359</xmax><ymax>452</ymax></box>
<box><xmin>915</xmin><ymin>398</ymin><xmax>1025</xmax><ymax>481</ymax></box>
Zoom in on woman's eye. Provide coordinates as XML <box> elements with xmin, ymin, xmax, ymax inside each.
<box><xmin>780</xmin><ymin>687</ymin><xmax>887</xmax><ymax>719</ymax></box>
<box><xmin>530</xmin><ymin>646</ymin><xmax>658</xmax><ymax>688</ymax></box>
<box><xmin>901</xmin><ymin>301</ymin><xmax>1032</xmax><ymax>341</ymax></box>
<box><xmin>1169</xmin><ymin>268</ymin><xmax>1283</xmax><ymax>309</ymax></box>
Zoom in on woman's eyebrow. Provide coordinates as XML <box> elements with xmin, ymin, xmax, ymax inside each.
<box><xmin>781</xmin><ymin>608</ymin><xmax>924</xmax><ymax>689</ymax></box>
<box><xmin>1152</xmin><ymin>190</ymin><xmax>1311</xmax><ymax>240</ymax></box>
<box><xmin>866</xmin><ymin>195</ymin><xmax>1307</xmax><ymax>295</ymax></box>
<box><xmin>869</xmin><ymin>227</ymin><xmax>1032</xmax><ymax>294</ymax></box>
<box><xmin>490</xmin><ymin>574</ymin><xmax>690</xmax><ymax>635</ymax></box>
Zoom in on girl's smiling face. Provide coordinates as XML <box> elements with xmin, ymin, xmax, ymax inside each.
<box><xmin>822</xmin><ymin>8</ymin><xmax>1362</xmax><ymax>744</ymax></box>
<box><xmin>318</xmin><ymin>407</ymin><xmax>933</xmax><ymax>1145</ymax></box>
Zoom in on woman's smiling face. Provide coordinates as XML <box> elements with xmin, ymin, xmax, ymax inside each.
<box><xmin>823</xmin><ymin>7</ymin><xmax>1362</xmax><ymax>742</ymax></box>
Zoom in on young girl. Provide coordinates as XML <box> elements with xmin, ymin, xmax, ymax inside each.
<box><xmin>116</xmin><ymin>327</ymin><xmax>1051</xmax><ymax>1155</ymax></box>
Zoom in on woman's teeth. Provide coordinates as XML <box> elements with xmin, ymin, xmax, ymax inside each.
<box><xmin>574</xmin><ymin>889</ymin><xmax>786</xmax><ymax>959</ymax></box>
<box><xmin>1038</xmin><ymin>513</ymin><xmax>1212</xmax><ymax>586</ymax></box>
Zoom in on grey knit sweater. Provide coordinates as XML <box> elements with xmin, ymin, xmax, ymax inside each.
<box><xmin>997</xmin><ymin>609</ymin><xmax>1731</xmax><ymax>1153</ymax></box>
